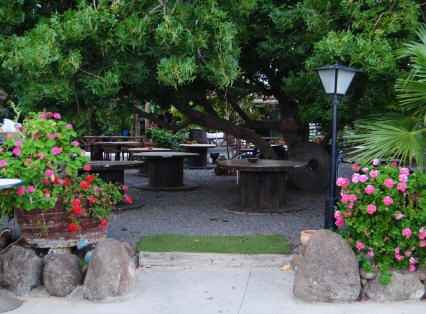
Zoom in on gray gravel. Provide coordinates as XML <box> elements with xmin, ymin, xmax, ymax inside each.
<box><xmin>108</xmin><ymin>169</ymin><xmax>326</xmax><ymax>247</ymax></box>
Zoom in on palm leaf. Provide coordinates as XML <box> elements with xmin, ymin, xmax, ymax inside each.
<box><xmin>345</xmin><ymin>116</ymin><xmax>426</xmax><ymax>171</ymax></box>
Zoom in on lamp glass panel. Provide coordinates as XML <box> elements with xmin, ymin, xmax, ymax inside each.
<box><xmin>318</xmin><ymin>69</ymin><xmax>336</xmax><ymax>94</ymax></box>
<box><xmin>336</xmin><ymin>69</ymin><xmax>355</xmax><ymax>95</ymax></box>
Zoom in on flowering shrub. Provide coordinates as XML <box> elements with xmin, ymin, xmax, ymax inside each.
<box><xmin>336</xmin><ymin>160</ymin><xmax>426</xmax><ymax>284</ymax></box>
<box><xmin>0</xmin><ymin>112</ymin><xmax>131</xmax><ymax>232</ymax></box>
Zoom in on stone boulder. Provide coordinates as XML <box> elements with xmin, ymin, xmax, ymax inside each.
<box><xmin>43</xmin><ymin>253</ymin><xmax>82</xmax><ymax>297</ymax></box>
<box><xmin>364</xmin><ymin>271</ymin><xmax>425</xmax><ymax>301</ymax></box>
<box><xmin>293</xmin><ymin>230</ymin><xmax>361</xmax><ymax>302</ymax></box>
<box><xmin>83</xmin><ymin>239</ymin><xmax>136</xmax><ymax>301</ymax></box>
<box><xmin>0</xmin><ymin>245</ymin><xmax>43</xmax><ymax>296</ymax></box>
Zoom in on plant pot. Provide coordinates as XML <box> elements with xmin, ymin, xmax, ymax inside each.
<box><xmin>15</xmin><ymin>207</ymin><xmax>107</xmax><ymax>249</ymax></box>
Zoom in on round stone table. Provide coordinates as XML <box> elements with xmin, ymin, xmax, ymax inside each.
<box><xmin>137</xmin><ymin>152</ymin><xmax>199</xmax><ymax>191</ymax></box>
<box><xmin>0</xmin><ymin>179</ymin><xmax>23</xmax><ymax>313</ymax></box>
<box><xmin>180</xmin><ymin>144</ymin><xmax>216</xmax><ymax>168</ymax></box>
<box><xmin>217</xmin><ymin>159</ymin><xmax>305</xmax><ymax>212</ymax></box>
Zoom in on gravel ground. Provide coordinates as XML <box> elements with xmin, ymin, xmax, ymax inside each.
<box><xmin>108</xmin><ymin>168</ymin><xmax>328</xmax><ymax>247</ymax></box>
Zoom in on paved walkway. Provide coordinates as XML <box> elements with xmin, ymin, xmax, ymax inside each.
<box><xmin>11</xmin><ymin>253</ymin><xmax>425</xmax><ymax>314</ymax></box>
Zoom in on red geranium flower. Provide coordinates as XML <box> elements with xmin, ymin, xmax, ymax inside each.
<box><xmin>67</xmin><ymin>223</ymin><xmax>79</xmax><ymax>233</ymax></box>
<box><xmin>123</xmin><ymin>194</ymin><xmax>133</xmax><ymax>205</ymax></box>
<box><xmin>80</xmin><ymin>180</ymin><xmax>90</xmax><ymax>190</ymax></box>
<box><xmin>72</xmin><ymin>206</ymin><xmax>82</xmax><ymax>216</ymax></box>
<box><xmin>86</xmin><ymin>175</ymin><xmax>95</xmax><ymax>183</ymax></box>
<box><xmin>99</xmin><ymin>219</ymin><xmax>108</xmax><ymax>231</ymax></box>
<box><xmin>71</xmin><ymin>198</ymin><xmax>81</xmax><ymax>208</ymax></box>
<box><xmin>83</xmin><ymin>164</ymin><xmax>92</xmax><ymax>172</ymax></box>
<box><xmin>88</xmin><ymin>195</ymin><xmax>97</xmax><ymax>205</ymax></box>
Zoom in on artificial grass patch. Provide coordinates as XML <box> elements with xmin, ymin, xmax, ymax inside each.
<box><xmin>136</xmin><ymin>234</ymin><xmax>290</xmax><ymax>254</ymax></box>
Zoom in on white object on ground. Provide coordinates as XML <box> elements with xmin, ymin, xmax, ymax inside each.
<box><xmin>0</xmin><ymin>179</ymin><xmax>23</xmax><ymax>190</ymax></box>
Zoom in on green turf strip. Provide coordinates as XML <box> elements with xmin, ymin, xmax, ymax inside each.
<box><xmin>137</xmin><ymin>234</ymin><xmax>290</xmax><ymax>254</ymax></box>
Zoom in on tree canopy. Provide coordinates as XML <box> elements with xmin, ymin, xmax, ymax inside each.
<box><xmin>0</xmin><ymin>0</ymin><xmax>423</xmax><ymax>153</ymax></box>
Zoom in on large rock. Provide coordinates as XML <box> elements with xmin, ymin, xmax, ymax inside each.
<box><xmin>83</xmin><ymin>239</ymin><xmax>136</xmax><ymax>301</ymax></box>
<box><xmin>43</xmin><ymin>253</ymin><xmax>82</xmax><ymax>297</ymax></box>
<box><xmin>0</xmin><ymin>245</ymin><xmax>43</xmax><ymax>296</ymax></box>
<box><xmin>364</xmin><ymin>271</ymin><xmax>425</xmax><ymax>301</ymax></box>
<box><xmin>293</xmin><ymin>230</ymin><xmax>361</xmax><ymax>302</ymax></box>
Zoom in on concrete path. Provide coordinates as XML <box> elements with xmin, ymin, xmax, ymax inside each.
<box><xmin>10</xmin><ymin>253</ymin><xmax>426</xmax><ymax>314</ymax></box>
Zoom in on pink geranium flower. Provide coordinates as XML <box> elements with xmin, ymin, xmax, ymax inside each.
<box><xmin>359</xmin><ymin>174</ymin><xmax>368</xmax><ymax>183</ymax></box>
<box><xmin>364</xmin><ymin>185</ymin><xmax>375</xmax><ymax>195</ymax></box>
<box><xmin>51</xmin><ymin>146</ymin><xmax>63</xmax><ymax>155</ymax></box>
<box><xmin>399</xmin><ymin>167</ymin><xmax>410</xmax><ymax>176</ymax></box>
<box><xmin>419</xmin><ymin>240</ymin><xmax>426</xmax><ymax>248</ymax></box>
<box><xmin>45</xmin><ymin>169</ymin><xmax>54</xmax><ymax>177</ymax></box>
<box><xmin>12</xmin><ymin>147</ymin><xmax>21</xmax><ymax>157</ymax></box>
<box><xmin>397</xmin><ymin>182</ymin><xmax>407</xmax><ymax>193</ymax></box>
<box><xmin>53</xmin><ymin>112</ymin><xmax>61</xmax><ymax>120</ymax></box>
<box><xmin>408</xmin><ymin>264</ymin><xmax>417</xmax><ymax>272</ymax></box>
<box><xmin>383</xmin><ymin>196</ymin><xmax>393</xmax><ymax>206</ymax></box>
<box><xmin>372</xmin><ymin>159</ymin><xmax>381</xmax><ymax>166</ymax></box>
<box><xmin>65</xmin><ymin>123</ymin><xmax>73</xmax><ymax>129</ymax></box>
<box><xmin>402</xmin><ymin>227</ymin><xmax>412</xmax><ymax>239</ymax></box>
<box><xmin>71</xmin><ymin>140</ymin><xmax>80</xmax><ymax>147</ymax></box>
<box><xmin>47</xmin><ymin>133</ymin><xmax>57</xmax><ymax>140</ymax></box>
<box><xmin>367</xmin><ymin>248</ymin><xmax>374</xmax><ymax>257</ymax></box>
<box><xmin>361</xmin><ymin>167</ymin><xmax>369</xmax><ymax>173</ymax></box>
<box><xmin>369</xmin><ymin>169</ymin><xmax>379</xmax><ymax>178</ymax></box>
<box><xmin>398</xmin><ymin>174</ymin><xmax>408</xmax><ymax>183</ymax></box>
<box><xmin>0</xmin><ymin>160</ymin><xmax>7</xmax><ymax>168</ymax></box>
<box><xmin>355</xmin><ymin>241</ymin><xmax>365</xmax><ymax>251</ymax></box>
<box><xmin>16</xmin><ymin>186</ymin><xmax>25</xmax><ymax>196</ymax></box>
<box><xmin>27</xmin><ymin>186</ymin><xmax>35</xmax><ymax>193</ymax></box>
<box><xmin>351</xmin><ymin>173</ymin><xmax>360</xmax><ymax>184</ymax></box>
<box><xmin>351</xmin><ymin>163</ymin><xmax>361</xmax><ymax>172</ymax></box>
<box><xmin>384</xmin><ymin>178</ymin><xmax>394</xmax><ymax>189</ymax></box>
<box><xmin>336</xmin><ymin>177</ymin><xmax>349</xmax><ymax>188</ymax></box>
<box><xmin>336</xmin><ymin>217</ymin><xmax>345</xmax><ymax>228</ymax></box>
<box><xmin>418</xmin><ymin>227</ymin><xmax>426</xmax><ymax>240</ymax></box>
<box><xmin>367</xmin><ymin>204</ymin><xmax>377</xmax><ymax>215</ymax></box>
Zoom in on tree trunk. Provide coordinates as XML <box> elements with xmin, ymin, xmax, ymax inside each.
<box><xmin>174</xmin><ymin>104</ymin><xmax>276</xmax><ymax>158</ymax></box>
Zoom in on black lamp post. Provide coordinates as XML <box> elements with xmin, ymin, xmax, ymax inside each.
<box><xmin>317</xmin><ymin>64</ymin><xmax>360</xmax><ymax>229</ymax></box>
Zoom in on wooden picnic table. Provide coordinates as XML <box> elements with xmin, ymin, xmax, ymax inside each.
<box><xmin>129</xmin><ymin>147</ymin><xmax>173</xmax><ymax>176</ymax></box>
<box><xmin>179</xmin><ymin>144</ymin><xmax>216</xmax><ymax>168</ymax></box>
<box><xmin>217</xmin><ymin>159</ymin><xmax>305</xmax><ymax>212</ymax></box>
<box><xmin>137</xmin><ymin>152</ymin><xmax>198</xmax><ymax>191</ymax></box>
<box><xmin>88</xmin><ymin>160</ymin><xmax>144</xmax><ymax>185</ymax></box>
<box><xmin>89</xmin><ymin>141</ymin><xmax>142</xmax><ymax>160</ymax></box>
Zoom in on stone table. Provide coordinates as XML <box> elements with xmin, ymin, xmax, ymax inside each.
<box><xmin>217</xmin><ymin>159</ymin><xmax>305</xmax><ymax>212</ymax></box>
<box><xmin>88</xmin><ymin>160</ymin><xmax>144</xmax><ymax>185</ymax></box>
<box><xmin>137</xmin><ymin>152</ymin><xmax>198</xmax><ymax>191</ymax></box>
<box><xmin>0</xmin><ymin>179</ymin><xmax>23</xmax><ymax>313</ymax></box>
<box><xmin>180</xmin><ymin>144</ymin><xmax>216</xmax><ymax>168</ymax></box>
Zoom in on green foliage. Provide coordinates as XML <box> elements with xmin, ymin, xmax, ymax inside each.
<box><xmin>0</xmin><ymin>1</ymin><xmax>423</xmax><ymax>139</ymax></box>
<box><xmin>345</xmin><ymin>116</ymin><xmax>426</xmax><ymax>170</ymax></box>
<box><xmin>145</xmin><ymin>128</ymin><xmax>187</xmax><ymax>149</ymax></box>
<box><xmin>336</xmin><ymin>162</ymin><xmax>426</xmax><ymax>282</ymax></box>
<box><xmin>345</xmin><ymin>29</ymin><xmax>426</xmax><ymax>171</ymax></box>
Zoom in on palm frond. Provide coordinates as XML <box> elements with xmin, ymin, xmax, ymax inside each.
<box><xmin>345</xmin><ymin>116</ymin><xmax>426</xmax><ymax>171</ymax></box>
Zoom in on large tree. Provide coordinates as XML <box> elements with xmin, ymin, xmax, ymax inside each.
<box><xmin>0</xmin><ymin>0</ymin><xmax>422</xmax><ymax>155</ymax></box>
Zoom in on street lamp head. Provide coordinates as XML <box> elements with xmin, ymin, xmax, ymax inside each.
<box><xmin>317</xmin><ymin>64</ymin><xmax>361</xmax><ymax>96</ymax></box>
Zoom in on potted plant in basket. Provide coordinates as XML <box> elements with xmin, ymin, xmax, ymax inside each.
<box><xmin>0</xmin><ymin>112</ymin><xmax>128</xmax><ymax>247</ymax></box>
